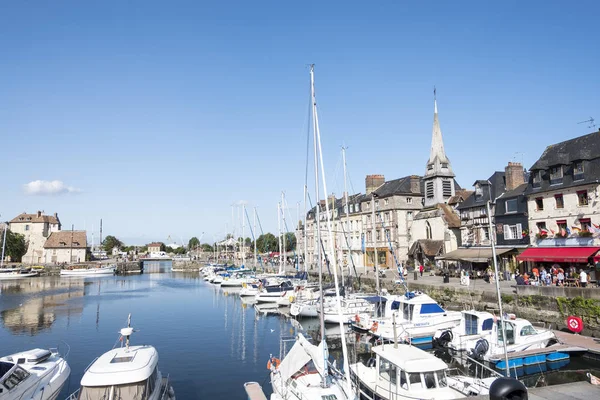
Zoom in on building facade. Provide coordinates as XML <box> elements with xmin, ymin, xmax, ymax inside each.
<box><xmin>147</xmin><ymin>243</ymin><xmax>162</xmax><ymax>253</ymax></box>
<box><xmin>43</xmin><ymin>231</ymin><xmax>87</xmax><ymax>264</ymax></box>
<box><xmin>9</xmin><ymin>211</ymin><xmax>61</xmax><ymax>264</ymax></box>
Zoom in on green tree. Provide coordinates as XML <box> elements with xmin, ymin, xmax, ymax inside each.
<box><xmin>282</xmin><ymin>232</ymin><xmax>296</xmax><ymax>251</ymax></box>
<box><xmin>1</xmin><ymin>229</ymin><xmax>27</xmax><ymax>262</ymax></box>
<box><xmin>160</xmin><ymin>243</ymin><xmax>166</xmax><ymax>252</ymax></box>
<box><xmin>188</xmin><ymin>237</ymin><xmax>200</xmax><ymax>250</ymax></box>
<box><xmin>201</xmin><ymin>243</ymin><xmax>213</xmax><ymax>252</ymax></box>
<box><xmin>226</xmin><ymin>233</ymin><xmax>234</xmax><ymax>239</ymax></box>
<box><xmin>244</xmin><ymin>237</ymin><xmax>252</xmax><ymax>247</ymax></box>
<box><xmin>102</xmin><ymin>235</ymin><xmax>123</xmax><ymax>252</ymax></box>
<box><xmin>256</xmin><ymin>233</ymin><xmax>278</xmax><ymax>253</ymax></box>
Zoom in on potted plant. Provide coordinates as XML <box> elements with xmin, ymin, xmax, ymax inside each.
<box><xmin>579</xmin><ymin>230</ymin><xmax>593</xmax><ymax>237</ymax></box>
<box><xmin>536</xmin><ymin>233</ymin><xmax>548</xmax><ymax>240</ymax></box>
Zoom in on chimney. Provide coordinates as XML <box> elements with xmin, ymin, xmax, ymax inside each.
<box><xmin>54</xmin><ymin>213</ymin><xmax>58</xmax><ymax>218</ymax></box>
<box><xmin>505</xmin><ymin>162</ymin><xmax>525</xmax><ymax>191</ymax></box>
<box><xmin>365</xmin><ymin>174</ymin><xmax>385</xmax><ymax>194</ymax></box>
<box><xmin>410</xmin><ymin>175</ymin><xmax>421</xmax><ymax>194</ymax></box>
<box><xmin>37</xmin><ymin>211</ymin><xmax>42</xmax><ymax>217</ymax></box>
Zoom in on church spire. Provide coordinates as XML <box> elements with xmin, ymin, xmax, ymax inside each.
<box><xmin>427</xmin><ymin>87</ymin><xmax>449</xmax><ymax>167</ymax></box>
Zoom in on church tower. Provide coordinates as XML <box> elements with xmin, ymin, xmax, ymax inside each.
<box><xmin>423</xmin><ymin>93</ymin><xmax>455</xmax><ymax>207</ymax></box>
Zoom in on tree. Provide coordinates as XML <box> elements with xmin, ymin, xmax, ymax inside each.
<box><xmin>102</xmin><ymin>235</ymin><xmax>123</xmax><ymax>252</ymax></box>
<box><xmin>160</xmin><ymin>243</ymin><xmax>166</xmax><ymax>252</ymax></box>
<box><xmin>1</xmin><ymin>229</ymin><xmax>27</xmax><ymax>262</ymax></box>
<box><xmin>256</xmin><ymin>233</ymin><xmax>278</xmax><ymax>253</ymax></box>
<box><xmin>188</xmin><ymin>237</ymin><xmax>200</xmax><ymax>250</ymax></box>
<box><xmin>282</xmin><ymin>232</ymin><xmax>296</xmax><ymax>251</ymax></box>
<box><xmin>201</xmin><ymin>243</ymin><xmax>213</xmax><ymax>252</ymax></box>
<box><xmin>226</xmin><ymin>233</ymin><xmax>234</xmax><ymax>239</ymax></box>
<box><xmin>244</xmin><ymin>237</ymin><xmax>252</xmax><ymax>247</ymax></box>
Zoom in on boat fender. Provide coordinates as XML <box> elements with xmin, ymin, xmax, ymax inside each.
<box><xmin>267</xmin><ymin>357</ymin><xmax>281</xmax><ymax>370</ymax></box>
<box><xmin>367</xmin><ymin>357</ymin><xmax>376</xmax><ymax>368</ymax></box>
<box><xmin>471</xmin><ymin>338</ymin><xmax>489</xmax><ymax>359</ymax></box>
<box><xmin>489</xmin><ymin>377</ymin><xmax>528</xmax><ymax>400</ymax></box>
<box><xmin>371</xmin><ymin>321</ymin><xmax>379</xmax><ymax>332</ymax></box>
<box><xmin>289</xmin><ymin>296</ymin><xmax>295</xmax><ymax>303</ymax></box>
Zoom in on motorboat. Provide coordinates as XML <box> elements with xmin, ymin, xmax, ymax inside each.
<box><xmin>435</xmin><ymin>310</ymin><xmax>562</xmax><ymax>369</ymax></box>
<box><xmin>239</xmin><ymin>282</ymin><xmax>261</xmax><ymax>297</ymax></box>
<box><xmin>0</xmin><ymin>348</ymin><xmax>71</xmax><ymax>400</ymax></box>
<box><xmin>269</xmin><ymin>335</ymin><xmax>351</xmax><ymax>400</ymax></box>
<box><xmin>352</xmin><ymin>291</ymin><xmax>461</xmax><ymax>344</ymax></box>
<box><xmin>349</xmin><ymin>343</ymin><xmax>495</xmax><ymax>399</ymax></box>
<box><xmin>255</xmin><ymin>280</ymin><xmax>295</xmax><ymax>304</ymax></box>
<box><xmin>65</xmin><ymin>315</ymin><xmax>175</xmax><ymax>400</ymax></box>
<box><xmin>0</xmin><ymin>267</ymin><xmax>38</xmax><ymax>280</ymax></box>
<box><xmin>60</xmin><ymin>264</ymin><xmax>116</xmax><ymax>277</ymax></box>
<box><xmin>319</xmin><ymin>297</ymin><xmax>374</xmax><ymax>324</ymax></box>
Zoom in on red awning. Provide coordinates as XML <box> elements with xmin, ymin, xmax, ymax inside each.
<box><xmin>517</xmin><ymin>247</ymin><xmax>600</xmax><ymax>263</ymax></box>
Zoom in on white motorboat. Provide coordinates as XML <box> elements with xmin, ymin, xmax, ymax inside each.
<box><xmin>319</xmin><ymin>297</ymin><xmax>374</xmax><ymax>324</ymax></box>
<box><xmin>350</xmin><ymin>343</ymin><xmax>495</xmax><ymax>399</ymax></box>
<box><xmin>269</xmin><ymin>335</ymin><xmax>351</xmax><ymax>400</ymax></box>
<box><xmin>352</xmin><ymin>291</ymin><xmax>461</xmax><ymax>344</ymax></box>
<box><xmin>0</xmin><ymin>267</ymin><xmax>38</xmax><ymax>280</ymax></box>
<box><xmin>65</xmin><ymin>315</ymin><xmax>175</xmax><ymax>400</ymax></box>
<box><xmin>1</xmin><ymin>348</ymin><xmax>71</xmax><ymax>400</ymax></box>
<box><xmin>239</xmin><ymin>282</ymin><xmax>261</xmax><ymax>297</ymax></box>
<box><xmin>255</xmin><ymin>281</ymin><xmax>295</xmax><ymax>304</ymax></box>
<box><xmin>434</xmin><ymin>310</ymin><xmax>560</xmax><ymax>367</ymax></box>
<box><xmin>60</xmin><ymin>264</ymin><xmax>116</xmax><ymax>277</ymax></box>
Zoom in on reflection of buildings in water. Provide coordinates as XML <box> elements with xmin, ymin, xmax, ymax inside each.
<box><xmin>142</xmin><ymin>261</ymin><xmax>172</xmax><ymax>274</ymax></box>
<box><xmin>1</xmin><ymin>283</ymin><xmax>85</xmax><ymax>335</ymax></box>
<box><xmin>0</xmin><ymin>277</ymin><xmax>85</xmax><ymax>296</ymax></box>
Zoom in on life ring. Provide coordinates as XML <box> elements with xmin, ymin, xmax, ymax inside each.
<box><xmin>371</xmin><ymin>321</ymin><xmax>379</xmax><ymax>332</ymax></box>
<box><xmin>354</xmin><ymin>314</ymin><xmax>360</xmax><ymax>323</ymax></box>
<box><xmin>267</xmin><ymin>357</ymin><xmax>281</xmax><ymax>370</ymax></box>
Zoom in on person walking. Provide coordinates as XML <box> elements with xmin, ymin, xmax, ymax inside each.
<box><xmin>580</xmin><ymin>269</ymin><xmax>588</xmax><ymax>288</ymax></box>
<box><xmin>419</xmin><ymin>264</ymin><xmax>424</xmax><ymax>277</ymax></box>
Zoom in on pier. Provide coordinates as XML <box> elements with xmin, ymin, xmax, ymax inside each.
<box><xmin>471</xmin><ymin>381</ymin><xmax>600</xmax><ymax>399</ymax></box>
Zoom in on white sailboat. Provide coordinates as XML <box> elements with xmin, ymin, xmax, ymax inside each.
<box><xmin>1</xmin><ymin>348</ymin><xmax>71</xmax><ymax>400</ymax></box>
<box><xmin>60</xmin><ymin>264</ymin><xmax>116</xmax><ymax>276</ymax></box>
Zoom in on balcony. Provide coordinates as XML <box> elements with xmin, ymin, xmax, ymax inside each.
<box><xmin>536</xmin><ymin>236</ymin><xmax>599</xmax><ymax>247</ymax></box>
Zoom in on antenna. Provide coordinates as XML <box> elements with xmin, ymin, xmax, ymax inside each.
<box><xmin>577</xmin><ymin>117</ymin><xmax>596</xmax><ymax>130</ymax></box>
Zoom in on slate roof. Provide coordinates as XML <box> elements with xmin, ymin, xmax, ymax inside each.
<box><xmin>448</xmin><ymin>189</ymin><xmax>473</xmax><ymax>206</ymax></box>
<box><xmin>373</xmin><ymin>176</ymin><xmax>422</xmax><ymax>198</ymax></box>
<box><xmin>530</xmin><ymin>131</ymin><xmax>600</xmax><ymax>170</ymax></box>
<box><xmin>498</xmin><ymin>182</ymin><xmax>528</xmax><ymax>199</ymax></box>
<box><xmin>439</xmin><ymin>204</ymin><xmax>461</xmax><ymax>228</ymax></box>
<box><xmin>10</xmin><ymin>212</ymin><xmax>60</xmax><ymax>225</ymax></box>
<box><xmin>44</xmin><ymin>231</ymin><xmax>87</xmax><ymax>248</ymax></box>
<box><xmin>457</xmin><ymin>171</ymin><xmax>505</xmax><ymax>210</ymax></box>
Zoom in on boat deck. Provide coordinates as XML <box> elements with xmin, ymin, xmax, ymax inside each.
<box><xmin>244</xmin><ymin>382</ymin><xmax>268</xmax><ymax>400</ymax></box>
<box><xmin>468</xmin><ymin>381</ymin><xmax>600</xmax><ymax>400</ymax></box>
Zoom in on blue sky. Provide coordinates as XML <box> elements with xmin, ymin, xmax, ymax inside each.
<box><xmin>1</xmin><ymin>1</ymin><xmax>599</xmax><ymax>245</ymax></box>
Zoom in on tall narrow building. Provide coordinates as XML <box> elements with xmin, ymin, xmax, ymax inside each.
<box><xmin>423</xmin><ymin>97</ymin><xmax>456</xmax><ymax>207</ymax></box>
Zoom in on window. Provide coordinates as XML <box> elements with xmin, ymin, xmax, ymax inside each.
<box><xmin>505</xmin><ymin>199</ymin><xmax>518</xmax><ymax>213</ymax></box>
<box><xmin>555</xmin><ymin>194</ymin><xmax>564</xmax><ymax>209</ymax></box>
<box><xmin>580</xmin><ymin>218</ymin><xmax>591</xmax><ymax>230</ymax></box>
<box><xmin>426</xmin><ymin>181</ymin><xmax>434</xmax><ymax>198</ymax></box>
<box><xmin>557</xmin><ymin>220</ymin><xmax>567</xmax><ymax>233</ymax></box>
<box><xmin>482</xmin><ymin>227</ymin><xmax>490</xmax><ymax>240</ymax></box>
<box><xmin>367</xmin><ymin>231</ymin><xmax>372</xmax><ymax>241</ymax></box>
<box><xmin>349</xmin><ymin>204</ymin><xmax>354</xmax><ymax>213</ymax></box>
<box><xmin>407</xmin><ymin>211</ymin><xmax>413</xmax><ymax>219</ymax></box>
<box><xmin>442</xmin><ymin>180</ymin><xmax>452</xmax><ymax>197</ymax></box>
<box><xmin>385</xmin><ymin>229</ymin><xmax>390</xmax><ymax>239</ymax></box>
<box><xmin>427</xmin><ymin>164</ymin><xmax>433</xmax><ymax>171</ymax></box>
<box><xmin>375</xmin><ymin>200</ymin><xmax>379</xmax><ymax>209</ymax></box>
<box><xmin>366</xmin><ymin>201</ymin><xmax>370</xmax><ymax>210</ymax></box>
<box><xmin>577</xmin><ymin>190</ymin><xmax>589</xmax><ymax>206</ymax></box>
<box><xmin>503</xmin><ymin>223</ymin><xmax>522</xmax><ymax>240</ymax></box>
<box><xmin>25</xmin><ymin>225</ymin><xmax>30</xmax><ymax>231</ymax></box>
<box><xmin>406</xmin><ymin>197</ymin><xmax>413</xmax><ymax>204</ymax></box>
<box><xmin>535</xmin><ymin>197</ymin><xmax>544</xmax><ymax>211</ymax></box>
<box><xmin>367</xmin><ymin>215</ymin><xmax>371</xmax><ymax>223</ymax></box>
<box><xmin>520</xmin><ymin>325</ymin><xmax>538</xmax><ymax>336</ymax></box>
<box><xmin>574</xmin><ymin>162</ymin><xmax>584</xmax><ymax>181</ymax></box>
<box><xmin>441</xmin><ymin>163</ymin><xmax>448</xmax><ymax>169</ymax></box>
<box><xmin>376</xmin><ymin>230</ymin><xmax>380</xmax><ymax>241</ymax></box>
<box><xmin>536</xmin><ymin>222</ymin><xmax>547</xmax><ymax>234</ymax></box>
<box><xmin>549</xmin><ymin>166</ymin><xmax>563</xmax><ymax>185</ymax></box>
<box><xmin>409</xmin><ymin>373</ymin><xmax>423</xmax><ymax>389</ymax></box>
<box><xmin>384</xmin><ymin>198</ymin><xmax>389</xmax><ymax>206</ymax></box>
<box><xmin>425</xmin><ymin>221</ymin><xmax>432</xmax><ymax>239</ymax></box>
<box><xmin>532</xmin><ymin>170</ymin><xmax>542</xmax><ymax>188</ymax></box>
<box><xmin>436</xmin><ymin>371</ymin><xmax>447</xmax><ymax>388</ymax></box>
<box><xmin>378</xmin><ymin>359</ymin><xmax>397</xmax><ymax>385</ymax></box>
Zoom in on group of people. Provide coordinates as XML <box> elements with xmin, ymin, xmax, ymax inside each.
<box><xmin>515</xmin><ymin>263</ymin><xmax>593</xmax><ymax>287</ymax></box>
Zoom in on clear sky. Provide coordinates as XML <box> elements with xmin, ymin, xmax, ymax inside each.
<box><xmin>1</xmin><ymin>1</ymin><xmax>599</xmax><ymax>245</ymax></box>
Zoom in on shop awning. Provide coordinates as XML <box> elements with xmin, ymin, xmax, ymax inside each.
<box><xmin>517</xmin><ymin>247</ymin><xmax>600</xmax><ymax>263</ymax></box>
<box><xmin>436</xmin><ymin>247</ymin><xmax>514</xmax><ymax>263</ymax></box>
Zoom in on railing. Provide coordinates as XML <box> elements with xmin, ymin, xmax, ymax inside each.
<box><xmin>65</xmin><ymin>389</ymin><xmax>80</xmax><ymax>400</ymax></box>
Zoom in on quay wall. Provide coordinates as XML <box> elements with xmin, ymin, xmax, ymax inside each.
<box><xmin>36</xmin><ymin>262</ymin><xmax>142</xmax><ymax>275</ymax></box>
<box><xmin>309</xmin><ymin>272</ymin><xmax>600</xmax><ymax>338</ymax></box>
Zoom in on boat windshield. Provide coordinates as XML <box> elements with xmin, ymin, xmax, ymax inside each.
<box><xmin>2</xmin><ymin>366</ymin><xmax>30</xmax><ymax>390</ymax></box>
<box><xmin>407</xmin><ymin>370</ymin><xmax>446</xmax><ymax>390</ymax></box>
<box><xmin>78</xmin><ymin>379</ymin><xmax>153</xmax><ymax>400</ymax></box>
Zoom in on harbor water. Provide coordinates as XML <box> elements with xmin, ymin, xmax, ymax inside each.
<box><xmin>1</xmin><ymin>261</ymin><xmax>599</xmax><ymax>399</ymax></box>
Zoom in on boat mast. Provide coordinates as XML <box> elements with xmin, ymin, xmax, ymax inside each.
<box><xmin>1</xmin><ymin>222</ymin><xmax>7</xmax><ymax>268</ymax></box>
<box><xmin>277</xmin><ymin>201</ymin><xmax>283</xmax><ymax>274</ymax></box>
<box><xmin>487</xmin><ymin>200</ymin><xmax>510</xmax><ymax>375</ymax></box>
<box><xmin>371</xmin><ymin>194</ymin><xmax>380</xmax><ymax>294</ymax></box>
<box><xmin>313</xmin><ymin>65</ymin><xmax>353</xmax><ymax>395</ymax></box>
<box><xmin>242</xmin><ymin>203</ymin><xmax>246</xmax><ymax>266</ymax></box>
<box><xmin>253</xmin><ymin>207</ymin><xmax>258</xmax><ymax>269</ymax></box>
<box><xmin>281</xmin><ymin>192</ymin><xmax>287</xmax><ymax>273</ymax></box>
<box><xmin>310</xmin><ymin>64</ymin><xmax>329</xmax><ymax>388</ymax></box>
<box><xmin>342</xmin><ymin>146</ymin><xmax>350</xmax><ymax>288</ymax></box>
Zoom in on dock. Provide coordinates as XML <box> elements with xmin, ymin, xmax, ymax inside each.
<box><xmin>470</xmin><ymin>381</ymin><xmax>600</xmax><ymax>400</ymax></box>
<box><xmin>244</xmin><ymin>382</ymin><xmax>268</xmax><ymax>400</ymax></box>
<box><xmin>554</xmin><ymin>330</ymin><xmax>600</xmax><ymax>359</ymax></box>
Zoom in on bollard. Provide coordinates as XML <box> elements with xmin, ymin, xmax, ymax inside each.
<box><xmin>414</xmin><ymin>271</ymin><xmax>418</xmax><ymax>280</ymax></box>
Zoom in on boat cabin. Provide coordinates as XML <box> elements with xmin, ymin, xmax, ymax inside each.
<box><xmin>460</xmin><ymin>310</ymin><xmax>495</xmax><ymax>336</ymax></box>
<box><xmin>352</xmin><ymin>344</ymin><xmax>461</xmax><ymax>399</ymax></box>
<box><xmin>0</xmin><ymin>361</ymin><xmax>30</xmax><ymax>395</ymax></box>
<box><xmin>77</xmin><ymin>345</ymin><xmax>163</xmax><ymax>400</ymax></box>
<box><xmin>496</xmin><ymin>318</ymin><xmax>543</xmax><ymax>346</ymax></box>
<box><xmin>388</xmin><ymin>292</ymin><xmax>450</xmax><ymax>323</ymax></box>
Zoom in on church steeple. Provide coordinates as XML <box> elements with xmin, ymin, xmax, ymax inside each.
<box><xmin>423</xmin><ymin>90</ymin><xmax>456</xmax><ymax>207</ymax></box>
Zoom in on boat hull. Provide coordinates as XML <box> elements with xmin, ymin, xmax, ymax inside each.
<box><xmin>0</xmin><ymin>272</ymin><xmax>38</xmax><ymax>280</ymax></box>
<box><xmin>60</xmin><ymin>266</ymin><xmax>116</xmax><ymax>276</ymax></box>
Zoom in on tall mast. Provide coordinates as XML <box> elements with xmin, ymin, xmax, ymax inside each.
<box><xmin>372</xmin><ymin>193</ymin><xmax>380</xmax><ymax>294</ymax></box>
<box><xmin>296</xmin><ymin>202</ymin><xmax>300</xmax><ymax>270</ymax></box>
<box><xmin>342</xmin><ymin>146</ymin><xmax>350</xmax><ymax>288</ymax></box>
<box><xmin>99</xmin><ymin>219</ymin><xmax>103</xmax><ymax>251</ymax></box>
<box><xmin>303</xmin><ymin>184</ymin><xmax>308</xmax><ymax>273</ymax></box>
<box><xmin>281</xmin><ymin>192</ymin><xmax>287</xmax><ymax>273</ymax></box>
<box><xmin>253</xmin><ymin>208</ymin><xmax>257</xmax><ymax>268</ymax></box>
<box><xmin>313</xmin><ymin>65</ymin><xmax>353</xmax><ymax>394</ymax></box>
<box><xmin>310</xmin><ymin>65</ymin><xmax>329</xmax><ymax>388</ymax></box>
<box><xmin>1</xmin><ymin>222</ymin><xmax>7</xmax><ymax>268</ymax></box>
<box><xmin>277</xmin><ymin>202</ymin><xmax>283</xmax><ymax>274</ymax></box>
<box><xmin>242</xmin><ymin>203</ymin><xmax>246</xmax><ymax>266</ymax></box>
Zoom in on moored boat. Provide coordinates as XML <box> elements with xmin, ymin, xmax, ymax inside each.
<box><xmin>1</xmin><ymin>347</ymin><xmax>71</xmax><ymax>400</ymax></box>
<box><xmin>60</xmin><ymin>264</ymin><xmax>116</xmax><ymax>276</ymax></box>
<box><xmin>0</xmin><ymin>267</ymin><xmax>38</xmax><ymax>280</ymax></box>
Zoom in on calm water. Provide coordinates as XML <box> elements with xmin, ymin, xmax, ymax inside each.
<box><xmin>1</xmin><ymin>262</ymin><xmax>599</xmax><ymax>399</ymax></box>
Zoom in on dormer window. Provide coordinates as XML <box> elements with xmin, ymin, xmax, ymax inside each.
<box><xmin>574</xmin><ymin>162</ymin><xmax>584</xmax><ymax>181</ymax></box>
<box><xmin>549</xmin><ymin>166</ymin><xmax>563</xmax><ymax>185</ymax></box>
<box><xmin>532</xmin><ymin>171</ymin><xmax>542</xmax><ymax>188</ymax></box>
<box><xmin>441</xmin><ymin>163</ymin><xmax>448</xmax><ymax>169</ymax></box>
<box><xmin>475</xmin><ymin>187</ymin><xmax>483</xmax><ymax>201</ymax></box>
<box><xmin>427</xmin><ymin>164</ymin><xmax>433</xmax><ymax>171</ymax></box>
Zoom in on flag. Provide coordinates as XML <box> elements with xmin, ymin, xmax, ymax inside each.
<box><xmin>540</xmin><ymin>228</ymin><xmax>548</xmax><ymax>235</ymax></box>
<box><xmin>560</xmin><ymin>228</ymin><xmax>566</xmax><ymax>236</ymax></box>
<box><xmin>566</xmin><ymin>227</ymin><xmax>571</xmax><ymax>235</ymax></box>
<box><xmin>550</xmin><ymin>229</ymin><xmax>555</xmax><ymax>235</ymax></box>
<box><xmin>594</xmin><ymin>223</ymin><xmax>600</xmax><ymax>229</ymax></box>
<box><xmin>572</xmin><ymin>226</ymin><xmax>581</xmax><ymax>232</ymax></box>
<box><xmin>589</xmin><ymin>225</ymin><xmax>598</xmax><ymax>234</ymax></box>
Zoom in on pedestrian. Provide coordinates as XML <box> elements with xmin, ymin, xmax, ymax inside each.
<box><xmin>419</xmin><ymin>264</ymin><xmax>424</xmax><ymax>277</ymax></box>
<box><xmin>557</xmin><ymin>270</ymin><xmax>564</xmax><ymax>286</ymax></box>
<box><xmin>580</xmin><ymin>269</ymin><xmax>588</xmax><ymax>288</ymax></box>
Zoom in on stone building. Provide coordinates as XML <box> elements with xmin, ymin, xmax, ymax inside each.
<box><xmin>495</xmin><ymin>162</ymin><xmax>529</xmax><ymax>248</ymax></box>
<box><xmin>410</xmin><ymin>96</ymin><xmax>462</xmax><ymax>266</ymax></box>
<box><xmin>9</xmin><ymin>211</ymin><xmax>61</xmax><ymax>264</ymax></box>
<box><xmin>147</xmin><ymin>242</ymin><xmax>162</xmax><ymax>253</ymax></box>
<box><xmin>518</xmin><ymin>130</ymin><xmax>600</xmax><ymax>267</ymax></box>
<box><xmin>43</xmin><ymin>230</ymin><xmax>87</xmax><ymax>264</ymax></box>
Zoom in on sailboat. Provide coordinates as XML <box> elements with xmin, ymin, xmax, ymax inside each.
<box><xmin>257</xmin><ymin>65</ymin><xmax>354</xmax><ymax>400</ymax></box>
